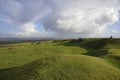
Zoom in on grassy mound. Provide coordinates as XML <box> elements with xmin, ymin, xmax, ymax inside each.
<box><xmin>0</xmin><ymin>55</ymin><xmax>120</xmax><ymax>80</ymax></box>
<box><xmin>0</xmin><ymin>39</ymin><xmax>120</xmax><ymax>80</ymax></box>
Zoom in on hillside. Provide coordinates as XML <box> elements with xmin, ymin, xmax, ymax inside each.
<box><xmin>0</xmin><ymin>39</ymin><xmax>120</xmax><ymax>80</ymax></box>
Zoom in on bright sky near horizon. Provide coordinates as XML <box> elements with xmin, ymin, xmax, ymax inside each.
<box><xmin>0</xmin><ymin>0</ymin><xmax>120</xmax><ymax>39</ymax></box>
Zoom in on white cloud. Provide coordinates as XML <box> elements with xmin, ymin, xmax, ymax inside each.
<box><xmin>112</xmin><ymin>30</ymin><xmax>118</xmax><ymax>34</ymax></box>
<box><xmin>15</xmin><ymin>23</ymin><xmax>38</xmax><ymax>37</ymax></box>
<box><xmin>42</xmin><ymin>0</ymin><xmax>120</xmax><ymax>37</ymax></box>
<box><xmin>0</xmin><ymin>0</ymin><xmax>120</xmax><ymax>38</ymax></box>
<box><xmin>95</xmin><ymin>8</ymin><xmax>119</xmax><ymax>26</ymax></box>
<box><xmin>15</xmin><ymin>23</ymin><xmax>55</xmax><ymax>38</ymax></box>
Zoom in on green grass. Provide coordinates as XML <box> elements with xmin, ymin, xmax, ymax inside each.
<box><xmin>0</xmin><ymin>39</ymin><xmax>120</xmax><ymax>80</ymax></box>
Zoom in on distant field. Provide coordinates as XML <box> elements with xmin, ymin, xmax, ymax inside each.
<box><xmin>0</xmin><ymin>38</ymin><xmax>47</xmax><ymax>44</ymax></box>
<box><xmin>0</xmin><ymin>39</ymin><xmax>120</xmax><ymax>80</ymax></box>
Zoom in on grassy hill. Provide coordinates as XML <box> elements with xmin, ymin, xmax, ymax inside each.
<box><xmin>0</xmin><ymin>39</ymin><xmax>120</xmax><ymax>80</ymax></box>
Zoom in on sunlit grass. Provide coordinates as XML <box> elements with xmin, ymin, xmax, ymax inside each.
<box><xmin>0</xmin><ymin>39</ymin><xmax>120</xmax><ymax>80</ymax></box>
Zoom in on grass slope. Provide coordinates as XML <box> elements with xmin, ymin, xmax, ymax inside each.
<box><xmin>0</xmin><ymin>39</ymin><xmax>120</xmax><ymax>80</ymax></box>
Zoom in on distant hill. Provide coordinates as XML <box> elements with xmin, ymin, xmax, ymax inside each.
<box><xmin>0</xmin><ymin>38</ymin><xmax>54</xmax><ymax>44</ymax></box>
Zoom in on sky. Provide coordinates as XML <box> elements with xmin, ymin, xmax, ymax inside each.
<box><xmin>0</xmin><ymin>0</ymin><xmax>120</xmax><ymax>39</ymax></box>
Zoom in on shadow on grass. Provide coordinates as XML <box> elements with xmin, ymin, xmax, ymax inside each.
<box><xmin>54</xmin><ymin>39</ymin><xmax>109</xmax><ymax>57</ymax></box>
<box><xmin>0</xmin><ymin>57</ymin><xmax>57</xmax><ymax>80</ymax></box>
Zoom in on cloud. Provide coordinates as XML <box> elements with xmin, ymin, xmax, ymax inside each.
<box><xmin>42</xmin><ymin>0</ymin><xmax>120</xmax><ymax>35</ymax></box>
<box><xmin>95</xmin><ymin>8</ymin><xmax>119</xmax><ymax>26</ymax></box>
<box><xmin>112</xmin><ymin>30</ymin><xmax>118</xmax><ymax>34</ymax></box>
<box><xmin>0</xmin><ymin>32</ymin><xmax>15</xmax><ymax>38</ymax></box>
<box><xmin>0</xmin><ymin>0</ymin><xmax>52</xmax><ymax>37</ymax></box>
<box><xmin>15</xmin><ymin>23</ymin><xmax>38</xmax><ymax>37</ymax></box>
<box><xmin>42</xmin><ymin>0</ymin><xmax>120</xmax><ymax>38</ymax></box>
<box><xmin>0</xmin><ymin>0</ymin><xmax>120</xmax><ymax>38</ymax></box>
<box><xmin>0</xmin><ymin>0</ymin><xmax>51</xmax><ymax>24</ymax></box>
